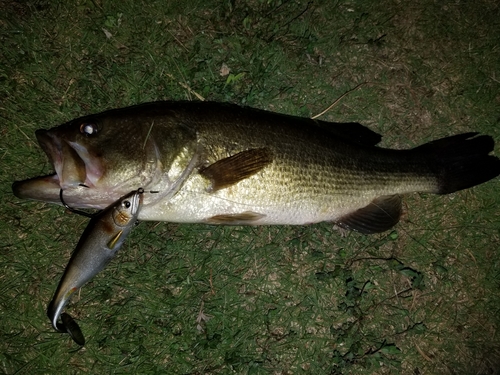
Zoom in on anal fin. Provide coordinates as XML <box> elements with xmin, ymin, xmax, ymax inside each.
<box><xmin>200</xmin><ymin>148</ymin><xmax>272</xmax><ymax>192</ymax></box>
<box><xmin>336</xmin><ymin>195</ymin><xmax>402</xmax><ymax>234</ymax></box>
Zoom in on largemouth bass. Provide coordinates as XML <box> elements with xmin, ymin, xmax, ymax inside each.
<box><xmin>12</xmin><ymin>101</ymin><xmax>500</xmax><ymax>233</ymax></box>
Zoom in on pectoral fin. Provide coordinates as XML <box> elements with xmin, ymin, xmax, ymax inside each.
<box><xmin>200</xmin><ymin>148</ymin><xmax>273</xmax><ymax>192</ymax></box>
<box><xmin>336</xmin><ymin>195</ymin><xmax>402</xmax><ymax>234</ymax></box>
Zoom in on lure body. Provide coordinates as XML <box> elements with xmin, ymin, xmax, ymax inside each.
<box><xmin>47</xmin><ymin>189</ymin><xmax>142</xmax><ymax>344</ymax></box>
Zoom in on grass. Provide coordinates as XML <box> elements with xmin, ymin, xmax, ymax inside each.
<box><xmin>1</xmin><ymin>0</ymin><xmax>500</xmax><ymax>373</ymax></box>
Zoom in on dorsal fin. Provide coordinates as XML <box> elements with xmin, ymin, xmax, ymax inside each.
<box><xmin>336</xmin><ymin>195</ymin><xmax>402</xmax><ymax>234</ymax></box>
<box><xmin>200</xmin><ymin>148</ymin><xmax>273</xmax><ymax>192</ymax></box>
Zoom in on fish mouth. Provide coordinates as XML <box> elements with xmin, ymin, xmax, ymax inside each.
<box><xmin>12</xmin><ymin>130</ymin><xmax>107</xmax><ymax>208</ymax></box>
<box><xmin>35</xmin><ymin>129</ymin><xmax>102</xmax><ymax>189</ymax></box>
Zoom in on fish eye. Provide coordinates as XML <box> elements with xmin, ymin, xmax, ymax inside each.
<box><xmin>80</xmin><ymin>123</ymin><xmax>98</xmax><ymax>136</ymax></box>
<box><xmin>122</xmin><ymin>200</ymin><xmax>131</xmax><ymax>209</ymax></box>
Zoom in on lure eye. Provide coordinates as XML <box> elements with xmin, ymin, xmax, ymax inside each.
<box><xmin>80</xmin><ymin>123</ymin><xmax>98</xmax><ymax>136</ymax></box>
<box><xmin>122</xmin><ymin>200</ymin><xmax>131</xmax><ymax>209</ymax></box>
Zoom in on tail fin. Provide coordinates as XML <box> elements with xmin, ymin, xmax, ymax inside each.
<box><xmin>414</xmin><ymin>132</ymin><xmax>500</xmax><ymax>194</ymax></box>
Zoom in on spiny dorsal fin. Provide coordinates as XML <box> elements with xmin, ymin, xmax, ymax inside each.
<box><xmin>336</xmin><ymin>195</ymin><xmax>402</xmax><ymax>234</ymax></box>
<box><xmin>200</xmin><ymin>148</ymin><xmax>273</xmax><ymax>192</ymax></box>
<box><xmin>205</xmin><ymin>211</ymin><xmax>266</xmax><ymax>225</ymax></box>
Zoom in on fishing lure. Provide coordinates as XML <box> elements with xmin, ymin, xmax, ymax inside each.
<box><xmin>47</xmin><ymin>189</ymin><xmax>143</xmax><ymax>345</ymax></box>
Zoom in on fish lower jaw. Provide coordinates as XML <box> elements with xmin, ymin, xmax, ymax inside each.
<box><xmin>12</xmin><ymin>173</ymin><xmax>141</xmax><ymax>210</ymax></box>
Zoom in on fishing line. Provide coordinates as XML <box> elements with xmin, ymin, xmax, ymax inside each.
<box><xmin>59</xmin><ymin>188</ymin><xmax>159</xmax><ymax>218</ymax></box>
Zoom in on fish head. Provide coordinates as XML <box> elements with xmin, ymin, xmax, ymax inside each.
<box><xmin>13</xmin><ymin>108</ymin><xmax>166</xmax><ymax>209</ymax></box>
<box><xmin>37</xmin><ymin>113</ymin><xmax>159</xmax><ymax>189</ymax></box>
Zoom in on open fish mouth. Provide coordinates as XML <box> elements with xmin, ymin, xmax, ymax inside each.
<box><xmin>12</xmin><ymin>130</ymin><xmax>112</xmax><ymax>209</ymax></box>
<box><xmin>35</xmin><ymin>129</ymin><xmax>103</xmax><ymax>190</ymax></box>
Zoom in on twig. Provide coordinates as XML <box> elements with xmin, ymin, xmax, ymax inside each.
<box><xmin>311</xmin><ymin>82</ymin><xmax>367</xmax><ymax>119</ymax></box>
<box><xmin>143</xmin><ymin>120</ymin><xmax>154</xmax><ymax>150</ymax></box>
<box><xmin>415</xmin><ymin>343</ymin><xmax>432</xmax><ymax>362</ymax></box>
<box><xmin>165</xmin><ymin>73</ymin><xmax>205</xmax><ymax>101</ymax></box>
